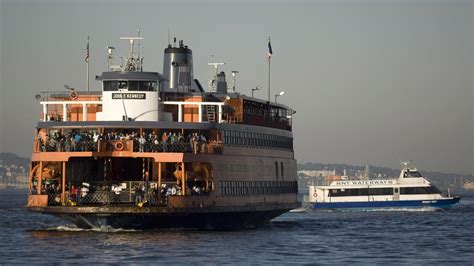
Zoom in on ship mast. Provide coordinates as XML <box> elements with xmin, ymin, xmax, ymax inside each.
<box><xmin>208</xmin><ymin>56</ymin><xmax>225</xmax><ymax>92</ymax></box>
<box><xmin>120</xmin><ymin>34</ymin><xmax>144</xmax><ymax>72</ymax></box>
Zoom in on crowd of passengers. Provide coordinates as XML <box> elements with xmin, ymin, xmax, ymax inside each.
<box><xmin>38</xmin><ymin>130</ymin><xmax>211</xmax><ymax>153</ymax></box>
<box><xmin>34</xmin><ymin>179</ymin><xmax>210</xmax><ymax>206</ymax></box>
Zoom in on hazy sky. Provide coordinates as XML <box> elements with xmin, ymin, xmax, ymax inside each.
<box><xmin>0</xmin><ymin>0</ymin><xmax>472</xmax><ymax>174</ymax></box>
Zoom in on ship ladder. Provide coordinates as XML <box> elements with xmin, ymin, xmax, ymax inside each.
<box><xmin>206</xmin><ymin>105</ymin><xmax>216</xmax><ymax>123</ymax></box>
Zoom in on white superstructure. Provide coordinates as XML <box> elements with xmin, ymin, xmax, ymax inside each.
<box><xmin>308</xmin><ymin>161</ymin><xmax>460</xmax><ymax>209</ymax></box>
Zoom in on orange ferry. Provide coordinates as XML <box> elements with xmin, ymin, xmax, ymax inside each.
<box><xmin>26</xmin><ymin>35</ymin><xmax>298</xmax><ymax>229</ymax></box>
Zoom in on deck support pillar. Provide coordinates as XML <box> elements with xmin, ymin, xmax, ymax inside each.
<box><xmin>198</xmin><ymin>105</ymin><xmax>202</xmax><ymax>122</ymax></box>
<box><xmin>181</xmin><ymin>162</ymin><xmax>186</xmax><ymax>195</ymax></box>
<box><xmin>178</xmin><ymin>104</ymin><xmax>183</xmax><ymax>122</ymax></box>
<box><xmin>61</xmin><ymin>161</ymin><xmax>66</xmax><ymax>205</ymax></box>
<box><xmin>62</xmin><ymin>104</ymin><xmax>67</xmax><ymax>121</ymax></box>
<box><xmin>218</xmin><ymin>105</ymin><xmax>222</xmax><ymax>123</ymax></box>
<box><xmin>82</xmin><ymin>104</ymin><xmax>87</xmax><ymax>121</ymax></box>
<box><xmin>158</xmin><ymin>162</ymin><xmax>162</xmax><ymax>189</ymax></box>
<box><xmin>42</xmin><ymin>104</ymin><xmax>47</xmax><ymax>121</ymax></box>
<box><xmin>37</xmin><ymin>161</ymin><xmax>43</xmax><ymax>194</ymax></box>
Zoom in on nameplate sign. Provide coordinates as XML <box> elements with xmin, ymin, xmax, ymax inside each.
<box><xmin>112</xmin><ymin>93</ymin><xmax>146</xmax><ymax>100</ymax></box>
<box><xmin>333</xmin><ymin>180</ymin><xmax>396</xmax><ymax>186</ymax></box>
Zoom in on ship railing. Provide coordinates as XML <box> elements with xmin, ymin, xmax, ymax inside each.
<box><xmin>58</xmin><ymin>190</ymin><xmax>167</xmax><ymax>207</ymax></box>
<box><xmin>47</xmin><ymin>193</ymin><xmax>62</xmax><ymax>206</ymax></box>
<box><xmin>133</xmin><ymin>140</ymin><xmax>223</xmax><ymax>154</ymax></box>
<box><xmin>38</xmin><ymin>140</ymin><xmax>97</xmax><ymax>152</ymax></box>
<box><xmin>36</xmin><ymin>139</ymin><xmax>223</xmax><ymax>154</ymax></box>
<box><xmin>43</xmin><ymin>180</ymin><xmax>212</xmax><ymax>207</ymax></box>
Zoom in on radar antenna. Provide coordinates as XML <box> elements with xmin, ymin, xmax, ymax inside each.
<box><xmin>106</xmin><ymin>46</ymin><xmax>115</xmax><ymax>71</ymax></box>
<box><xmin>231</xmin><ymin>70</ymin><xmax>239</xmax><ymax>93</ymax></box>
<box><xmin>208</xmin><ymin>57</ymin><xmax>225</xmax><ymax>91</ymax></box>
<box><xmin>120</xmin><ymin>34</ymin><xmax>144</xmax><ymax>72</ymax></box>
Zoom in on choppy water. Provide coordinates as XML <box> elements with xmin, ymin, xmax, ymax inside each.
<box><xmin>1</xmin><ymin>190</ymin><xmax>473</xmax><ymax>264</ymax></box>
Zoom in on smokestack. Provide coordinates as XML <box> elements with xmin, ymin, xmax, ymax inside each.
<box><xmin>216</xmin><ymin>71</ymin><xmax>227</xmax><ymax>94</ymax></box>
<box><xmin>162</xmin><ymin>40</ymin><xmax>194</xmax><ymax>92</ymax></box>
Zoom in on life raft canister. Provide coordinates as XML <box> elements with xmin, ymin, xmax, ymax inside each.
<box><xmin>114</xmin><ymin>141</ymin><xmax>124</xmax><ymax>151</ymax></box>
<box><xmin>69</xmin><ymin>90</ymin><xmax>78</xmax><ymax>100</ymax></box>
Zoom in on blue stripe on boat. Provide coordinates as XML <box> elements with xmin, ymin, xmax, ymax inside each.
<box><xmin>313</xmin><ymin>197</ymin><xmax>460</xmax><ymax>209</ymax></box>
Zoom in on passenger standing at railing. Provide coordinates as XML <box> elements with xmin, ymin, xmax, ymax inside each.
<box><xmin>69</xmin><ymin>185</ymin><xmax>78</xmax><ymax>202</ymax></box>
<box><xmin>192</xmin><ymin>133</ymin><xmax>199</xmax><ymax>153</ymax></box>
<box><xmin>188</xmin><ymin>133</ymin><xmax>194</xmax><ymax>152</ymax></box>
<box><xmin>138</xmin><ymin>134</ymin><xmax>146</xmax><ymax>152</ymax></box>
<box><xmin>200</xmin><ymin>134</ymin><xmax>208</xmax><ymax>153</ymax></box>
<box><xmin>152</xmin><ymin>136</ymin><xmax>159</xmax><ymax>152</ymax></box>
<box><xmin>161</xmin><ymin>132</ymin><xmax>168</xmax><ymax>152</ymax></box>
<box><xmin>111</xmin><ymin>184</ymin><xmax>122</xmax><ymax>203</ymax></box>
<box><xmin>37</xmin><ymin>133</ymin><xmax>45</xmax><ymax>152</ymax></box>
<box><xmin>160</xmin><ymin>184</ymin><xmax>168</xmax><ymax>204</ymax></box>
<box><xmin>134</xmin><ymin>184</ymin><xmax>143</xmax><ymax>205</ymax></box>
<box><xmin>150</xmin><ymin>184</ymin><xmax>159</xmax><ymax>205</ymax></box>
<box><xmin>170</xmin><ymin>133</ymin><xmax>177</xmax><ymax>144</ymax></box>
<box><xmin>80</xmin><ymin>183</ymin><xmax>89</xmax><ymax>198</ymax></box>
<box><xmin>72</xmin><ymin>133</ymin><xmax>81</xmax><ymax>151</ymax></box>
<box><xmin>93</xmin><ymin>132</ymin><xmax>99</xmax><ymax>151</ymax></box>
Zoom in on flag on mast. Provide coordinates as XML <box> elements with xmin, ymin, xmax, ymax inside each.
<box><xmin>267</xmin><ymin>38</ymin><xmax>273</xmax><ymax>59</ymax></box>
<box><xmin>85</xmin><ymin>37</ymin><xmax>90</xmax><ymax>63</ymax></box>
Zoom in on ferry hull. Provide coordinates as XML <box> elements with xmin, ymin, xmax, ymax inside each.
<box><xmin>311</xmin><ymin>197</ymin><xmax>460</xmax><ymax>210</ymax></box>
<box><xmin>28</xmin><ymin>204</ymin><xmax>298</xmax><ymax>229</ymax></box>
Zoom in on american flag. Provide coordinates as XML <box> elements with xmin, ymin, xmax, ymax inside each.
<box><xmin>268</xmin><ymin>39</ymin><xmax>273</xmax><ymax>59</ymax></box>
<box><xmin>85</xmin><ymin>37</ymin><xmax>89</xmax><ymax>63</ymax></box>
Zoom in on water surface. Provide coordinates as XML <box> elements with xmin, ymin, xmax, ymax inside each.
<box><xmin>1</xmin><ymin>190</ymin><xmax>473</xmax><ymax>263</ymax></box>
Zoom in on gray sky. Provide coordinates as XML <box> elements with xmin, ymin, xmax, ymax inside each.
<box><xmin>1</xmin><ymin>0</ymin><xmax>472</xmax><ymax>174</ymax></box>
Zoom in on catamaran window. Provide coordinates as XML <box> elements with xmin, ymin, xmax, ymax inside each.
<box><xmin>329</xmin><ymin>188</ymin><xmax>393</xmax><ymax>197</ymax></box>
<box><xmin>401</xmin><ymin>186</ymin><xmax>441</xmax><ymax>194</ymax></box>
<box><xmin>411</xmin><ymin>171</ymin><xmax>422</xmax><ymax>177</ymax></box>
<box><xmin>404</xmin><ymin>171</ymin><xmax>422</xmax><ymax>177</ymax></box>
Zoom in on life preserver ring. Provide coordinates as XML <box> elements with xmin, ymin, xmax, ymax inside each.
<box><xmin>70</xmin><ymin>90</ymin><xmax>78</xmax><ymax>100</ymax></box>
<box><xmin>114</xmin><ymin>141</ymin><xmax>124</xmax><ymax>151</ymax></box>
<box><xmin>313</xmin><ymin>192</ymin><xmax>318</xmax><ymax>197</ymax></box>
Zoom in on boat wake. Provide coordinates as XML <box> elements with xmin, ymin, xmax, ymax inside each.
<box><xmin>43</xmin><ymin>224</ymin><xmax>138</xmax><ymax>233</ymax></box>
<box><xmin>289</xmin><ymin>207</ymin><xmax>308</xmax><ymax>213</ymax></box>
<box><xmin>350</xmin><ymin>207</ymin><xmax>439</xmax><ymax>212</ymax></box>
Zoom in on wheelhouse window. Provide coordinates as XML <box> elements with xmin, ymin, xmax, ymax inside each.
<box><xmin>139</xmin><ymin>81</ymin><xmax>157</xmax><ymax>91</ymax></box>
<box><xmin>103</xmin><ymin>81</ymin><xmax>118</xmax><ymax>91</ymax></box>
<box><xmin>403</xmin><ymin>171</ymin><xmax>422</xmax><ymax>178</ymax></box>
<box><xmin>103</xmin><ymin>80</ymin><xmax>157</xmax><ymax>91</ymax></box>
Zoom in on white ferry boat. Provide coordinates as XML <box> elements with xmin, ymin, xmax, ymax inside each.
<box><xmin>308</xmin><ymin>162</ymin><xmax>460</xmax><ymax>210</ymax></box>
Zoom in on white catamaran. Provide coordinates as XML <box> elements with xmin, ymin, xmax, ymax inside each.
<box><xmin>308</xmin><ymin>161</ymin><xmax>460</xmax><ymax>210</ymax></box>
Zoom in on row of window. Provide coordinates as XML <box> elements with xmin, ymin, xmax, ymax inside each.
<box><xmin>103</xmin><ymin>81</ymin><xmax>158</xmax><ymax>92</ymax></box>
<box><xmin>223</xmin><ymin>130</ymin><xmax>293</xmax><ymax>150</ymax></box>
<box><xmin>243</xmin><ymin>100</ymin><xmax>292</xmax><ymax>118</ymax></box>
<box><xmin>220</xmin><ymin>181</ymin><xmax>298</xmax><ymax>196</ymax></box>
<box><xmin>400</xmin><ymin>186</ymin><xmax>441</xmax><ymax>195</ymax></box>
<box><xmin>329</xmin><ymin>186</ymin><xmax>441</xmax><ymax>197</ymax></box>
<box><xmin>330</xmin><ymin>188</ymin><xmax>393</xmax><ymax>197</ymax></box>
